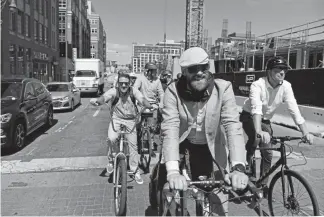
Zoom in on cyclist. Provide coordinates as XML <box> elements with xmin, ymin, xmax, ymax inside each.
<box><xmin>161</xmin><ymin>47</ymin><xmax>248</xmax><ymax>215</ymax></box>
<box><xmin>240</xmin><ymin>56</ymin><xmax>314</xmax><ymax>196</ymax></box>
<box><xmin>160</xmin><ymin>70</ymin><xmax>173</xmax><ymax>91</ymax></box>
<box><xmin>129</xmin><ymin>72</ymin><xmax>137</xmax><ymax>86</ymax></box>
<box><xmin>90</xmin><ymin>72</ymin><xmax>152</xmax><ymax>184</ymax></box>
<box><xmin>133</xmin><ymin>62</ymin><xmax>164</xmax><ymax>156</ymax></box>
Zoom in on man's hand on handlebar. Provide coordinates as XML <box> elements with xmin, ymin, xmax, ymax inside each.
<box><xmin>304</xmin><ymin>133</ymin><xmax>314</xmax><ymax>145</ymax></box>
<box><xmin>167</xmin><ymin>173</ymin><xmax>188</xmax><ymax>191</ymax></box>
<box><xmin>256</xmin><ymin>131</ymin><xmax>271</xmax><ymax>144</ymax></box>
<box><xmin>224</xmin><ymin>171</ymin><xmax>249</xmax><ymax>191</ymax></box>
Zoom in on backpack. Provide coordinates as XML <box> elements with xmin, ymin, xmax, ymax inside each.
<box><xmin>108</xmin><ymin>87</ymin><xmax>138</xmax><ymax>116</ymax></box>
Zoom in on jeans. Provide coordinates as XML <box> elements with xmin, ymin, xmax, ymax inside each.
<box><xmin>107</xmin><ymin>118</ymin><xmax>139</xmax><ymax>172</ymax></box>
<box><xmin>240</xmin><ymin>111</ymin><xmax>273</xmax><ymax>186</ymax></box>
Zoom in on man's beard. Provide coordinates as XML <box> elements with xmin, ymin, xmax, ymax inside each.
<box><xmin>188</xmin><ymin>73</ymin><xmax>211</xmax><ymax>92</ymax></box>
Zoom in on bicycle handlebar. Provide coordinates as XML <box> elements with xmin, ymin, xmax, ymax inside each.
<box><xmin>256</xmin><ymin>134</ymin><xmax>307</xmax><ymax>143</ymax></box>
<box><xmin>110</xmin><ymin>107</ymin><xmax>147</xmax><ymax>133</ymax></box>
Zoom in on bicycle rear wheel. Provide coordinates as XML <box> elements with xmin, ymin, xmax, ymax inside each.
<box><xmin>268</xmin><ymin>169</ymin><xmax>319</xmax><ymax>216</ymax></box>
<box><xmin>114</xmin><ymin>158</ymin><xmax>127</xmax><ymax>216</ymax></box>
<box><xmin>140</xmin><ymin>130</ymin><xmax>151</xmax><ymax>173</ymax></box>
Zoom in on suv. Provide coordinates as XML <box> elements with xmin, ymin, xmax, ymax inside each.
<box><xmin>1</xmin><ymin>78</ymin><xmax>53</xmax><ymax>150</ymax></box>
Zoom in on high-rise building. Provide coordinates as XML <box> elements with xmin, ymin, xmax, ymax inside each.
<box><xmin>87</xmin><ymin>1</ymin><xmax>106</xmax><ymax>70</ymax></box>
<box><xmin>58</xmin><ymin>0</ymin><xmax>91</xmax><ymax>81</ymax></box>
<box><xmin>1</xmin><ymin>0</ymin><xmax>60</xmax><ymax>83</ymax></box>
<box><xmin>132</xmin><ymin>40</ymin><xmax>184</xmax><ymax>73</ymax></box>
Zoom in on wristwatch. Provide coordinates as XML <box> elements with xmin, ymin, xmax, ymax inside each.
<box><xmin>231</xmin><ymin>164</ymin><xmax>246</xmax><ymax>173</ymax></box>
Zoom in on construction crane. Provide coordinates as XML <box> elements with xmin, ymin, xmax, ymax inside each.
<box><xmin>185</xmin><ymin>0</ymin><xmax>204</xmax><ymax>50</ymax></box>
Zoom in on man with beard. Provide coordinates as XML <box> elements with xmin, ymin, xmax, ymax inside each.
<box><xmin>161</xmin><ymin>47</ymin><xmax>248</xmax><ymax>215</ymax></box>
<box><xmin>90</xmin><ymin>73</ymin><xmax>152</xmax><ymax>184</ymax></box>
<box><xmin>240</xmin><ymin>56</ymin><xmax>314</xmax><ymax>197</ymax></box>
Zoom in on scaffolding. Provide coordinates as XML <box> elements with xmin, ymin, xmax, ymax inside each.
<box><xmin>241</xmin><ymin>18</ymin><xmax>324</xmax><ymax>70</ymax></box>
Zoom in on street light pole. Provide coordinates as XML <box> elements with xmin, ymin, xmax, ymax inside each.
<box><xmin>65</xmin><ymin>5</ymin><xmax>68</xmax><ymax>82</ymax></box>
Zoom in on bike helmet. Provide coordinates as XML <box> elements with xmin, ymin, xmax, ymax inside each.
<box><xmin>266</xmin><ymin>56</ymin><xmax>289</xmax><ymax>70</ymax></box>
<box><xmin>145</xmin><ymin>62</ymin><xmax>158</xmax><ymax>70</ymax></box>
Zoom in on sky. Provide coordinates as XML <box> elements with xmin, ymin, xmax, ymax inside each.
<box><xmin>90</xmin><ymin>0</ymin><xmax>324</xmax><ymax>65</ymax></box>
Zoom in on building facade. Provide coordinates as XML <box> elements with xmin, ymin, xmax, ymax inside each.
<box><xmin>1</xmin><ymin>0</ymin><xmax>60</xmax><ymax>83</ymax></box>
<box><xmin>58</xmin><ymin>0</ymin><xmax>91</xmax><ymax>81</ymax></box>
<box><xmin>87</xmin><ymin>0</ymin><xmax>106</xmax><ymax>70</ymax></box>
<box><xmin>132</xmin><ymin>40</ymin><xmax>184</xmax><ymax>73</ymax></box>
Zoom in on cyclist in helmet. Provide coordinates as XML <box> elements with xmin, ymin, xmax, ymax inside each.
<box><xmin>129</xmin><ymin>72</ymin><xmax>137</xmax><ymax>86</ymax></box>
<box><xmin>160</xmin><ymin>70</ymin><xmax>173</xmax><ymax>91</ymax></box>
<box><xmin>133</xmin><ymin>62</ymin><xmax>164</xmax><ymax>157</ymax></box>
<box><xmin>240</xmin><ymin>56</ymin><xmax>314</xmax><ymax>197</ymax></box>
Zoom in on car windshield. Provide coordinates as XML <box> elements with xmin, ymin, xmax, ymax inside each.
<box><xmin>1</xmin><ymin>82</ymin><xmax>22</xmax><ymax>99</ymax></box>
<box><xmin>46</xmin><ymin>84</ymin><xmax>69</xmax><ymax>92</ymax></box>
<box><xmin>75</xmin><ymin>70</ymin><xmax>96</xmax><ymax>77</ymax></box>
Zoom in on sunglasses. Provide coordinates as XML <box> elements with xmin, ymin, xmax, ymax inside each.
<box><xmin>118</xmin><ymin>82</ymin><xmax>130</xmax><ymax>86</ymax></box>
<box><xmin>187</xmin><ymin>65</ymin><xmax>209</xmax><ymax>74</ymax></box>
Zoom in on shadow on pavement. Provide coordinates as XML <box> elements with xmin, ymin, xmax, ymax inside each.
<box><xmin>144</xmin><ymin>206</ymin><xmax>158</xmax><ymax>216</ymax></box>
<box><xmin>1</xmin><ymin>119</ymin><xmax>59</xmax><ymax>156</ymax></box>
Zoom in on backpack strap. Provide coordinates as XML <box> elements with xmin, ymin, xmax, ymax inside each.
<box><xmin>111</xmin><ymin>87</ymin><xmax>120</xmax><ymax>107</ymax></box>
<box><xmin>111</xmin><ymin>87</ymin><xmax>138</xmax><ymax>113</ymax></box>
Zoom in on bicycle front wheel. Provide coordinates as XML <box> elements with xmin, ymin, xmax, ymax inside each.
<box><xmin>114</xmin><ymin>158</ymin><xmax>127</xmax><ymax>216</ymax></box>
<box><xmin>268</xmin><ymin>169</ymin><xmax>319</xmax><ymax>216</ymax></box>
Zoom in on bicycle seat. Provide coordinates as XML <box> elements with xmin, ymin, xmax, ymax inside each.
<box><xmin>141</xmin><ymin>109</ymin><xmax>154</xmax><ymax>117</ymax></box>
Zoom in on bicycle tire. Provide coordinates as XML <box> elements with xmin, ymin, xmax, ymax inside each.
<box><xmin>114</xmin><ymin>158</ymin><xmax>127</xmax><ymax>216</ymax></box>
<box><xmin>268</xmin><ymin>169</ymin><xmax>319</xmax><ymax>216</ymax></box>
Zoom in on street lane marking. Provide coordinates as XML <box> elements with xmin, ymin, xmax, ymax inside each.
<box><xmin>93</xmin><ymin>107</ymin><xmax>101</xmax><ymax>117</ymax></box>
<box><xmin>26</xmin><ymin>148</ymin><xmax>36</xmax><ymax>156</ymax></box>
<box><xmin>1</xmin><ymin>154</ymin><xmax>161</xmax><ymax>174</ymax></box>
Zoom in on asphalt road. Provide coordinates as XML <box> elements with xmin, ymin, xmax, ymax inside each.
<box><xmin>1</xmin><ymin>77</ymin><xmax>324</xmax><ymax>216</ymax></box>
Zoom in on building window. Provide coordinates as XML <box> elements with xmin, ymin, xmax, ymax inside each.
<box><xmin>91</xmin><ymin>44</ymin><xmax>95</xmax><ymax>49</ymax></box>
<box><xmin>59</xmin><ymin>0</ymin><xmax>66</xmax><ymax>8</ymax></box>
<box><xmin>9</xmin><ymin>11</ymin><xmax>16</xmax><ymax>31</ymax></box>
<box><xmin>18</xmin><ymin>46</ymin><xmax>25</xmax><ymax>75</ymax></box>
<box><xmin>52</xmin><ymin>31</ymin><xmax>56</xmax><ymax>48</ymax></box>
<box><xmin>44</xmin><ymin>27</ymin><xmax>48</xmax><ymax>45</ymax></box>
<box><xmin>25</xmin><ymin>15</ymin><xmax>30</xmax><ymax>37</ymax></box>
<box><xmin>34</xmin><ymin>20</ymin><xmax>38</xmax><ymax>41</ymax></box>
<box><xmin>91</xmin><ymin>28</ymin><xmax>97</xmax><ymax>33</ymax></box>
<box><xmin>91</xmin><ymin>53</ymin><xmax>95</xmax><ymax>58</ymax></box>
<box><xmin>17</xmin><ymin>10</ymin><xmax>24</xmax><ymax>35</ymax></box>
<box><xmin>9</xmin><ymin>44</ymin><xmax>16</xmax><ymax>74</ymax></box>
<box><xmin>39</xmin><ymin>23</ymin><xmax>43</xmax><ymax>43</ymax></box>
<box><xmin>52</xmin><ymin>7</ymin><xmax>55</xmax><ymax>25</ymax></box>
<box><xmin>44</xmin><ymin>0</ymin><xmax>48</xmax><ymax>18</ymax></box>
<box><xmin>39</xmin><ymin>0</ymin><xmax>43</xmax><ymax>15</ymax></box>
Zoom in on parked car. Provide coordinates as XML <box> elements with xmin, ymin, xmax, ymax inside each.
<box><xmin>1</xmin><ymin>78</ymin><xmax>53</xmax><ymax>150</ymax></box>
<box><xmin>46</xmin><ymin>82</ymin><xmax>81</xmax><ymax>111</ymax></box>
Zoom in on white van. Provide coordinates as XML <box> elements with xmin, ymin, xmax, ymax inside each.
<box><xmin>73</xmin><ymin>59</ymin><xmax>104</xmax><ymax>96</ymax></box>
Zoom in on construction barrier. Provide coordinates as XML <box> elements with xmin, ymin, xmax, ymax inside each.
<box><xmin>214</xmin><ymin>68</ymin><xmax>324</xmax><ymax>136</ymax></box>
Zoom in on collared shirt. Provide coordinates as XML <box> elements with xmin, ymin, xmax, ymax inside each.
<box><xmin>133</xmin><ymin>74</ymin><xmax>164</xmax><ymax>107</ymax></box>
<box><xmin>243</xmin><ymin>77</ymin><xmax>305</xmax><ymax>125</ymax></box>
<box><xmin>186</xmin><ymin>101</ymin><xmax>208</xmax><ymax>144</ymax></box>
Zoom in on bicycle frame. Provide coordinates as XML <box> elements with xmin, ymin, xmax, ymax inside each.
<box><xmin>255</xmin><ymin>141</ymin><xmax>289</xmax><ymax>186</ymax></box>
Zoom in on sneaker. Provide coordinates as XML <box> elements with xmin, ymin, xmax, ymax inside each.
<box><xmin>106</xmin><ymin>163</ymin><xmax>114</xmax><ymax>174</ymax></box>
<box><xmin>134</xmin><ymin>172</ymin><xmax>144</xmax><ymax>185</ymax></box>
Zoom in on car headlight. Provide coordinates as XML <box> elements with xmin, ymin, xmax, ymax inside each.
<box><xmin>1</xmin><ymin>113</ymin><xmax>12</xmax><ymax>123</ymax></box>
<box><xmin>63</xmin><ymin>96</ymin><xmax>69</xmax><ymax>101</ymax></box>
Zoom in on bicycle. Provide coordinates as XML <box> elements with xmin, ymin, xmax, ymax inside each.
<box><xmin>246</xmin><ymin>135</ymin><xmax>320</xmax><ymax>216</ymax></box>
<box><xmin>138</xmin><ymin>106</ymin><xmax>158</xmax><ymax>173</ymax></box>
<box><xmin>157</xmin><ymin>136</ymin><xmax>320</xmax><ymax>216</ymax></box>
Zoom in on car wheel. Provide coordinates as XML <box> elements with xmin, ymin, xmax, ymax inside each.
<box><xmin>46</xmin><ymin>106</ymin><xmax>54</xmax><ymax>127</ymax></box>
<box><xmin>70</xmin><ymin>99</ymin><xmax>74</xmax><ymax>111</ymax></box>
<box><xmin>13</xmin><ymin>121</ymin><xmax>26</xmax><ymax>150</ymax></box>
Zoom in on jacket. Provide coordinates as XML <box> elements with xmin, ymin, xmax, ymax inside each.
<box><xmin>161</xmin><ymin>79</ymin><xmax>246</xmax><ymax>170</ymax></box>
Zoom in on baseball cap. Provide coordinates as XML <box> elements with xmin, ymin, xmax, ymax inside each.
<box><xmin>179</xmin><ymin>47</ymin><xmax>209</xmax><ymax>68</ymax></box>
